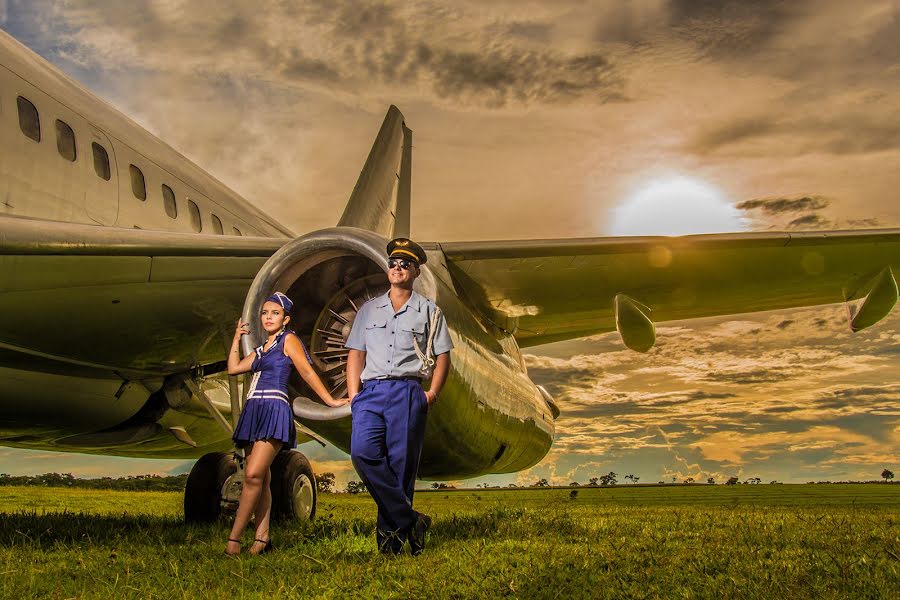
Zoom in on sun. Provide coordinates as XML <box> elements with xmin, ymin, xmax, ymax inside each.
<box><xmin>607</xmin><ymin>176</ymin><xmax>746</xmax><ymax>236</ymax></box>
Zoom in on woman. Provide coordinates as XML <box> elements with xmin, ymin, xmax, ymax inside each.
<box><xmin>225</xmin><ymin>291</ymin><xmax>347</xmax><ymax>556</ymax></box>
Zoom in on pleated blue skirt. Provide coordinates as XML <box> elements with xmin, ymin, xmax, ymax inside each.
<box><xmin>232</xmin><ymin>397</ymin><xmax>296</xmax><ymax>448</ymax></box>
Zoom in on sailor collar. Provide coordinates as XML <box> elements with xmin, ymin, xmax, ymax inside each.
<box><xmin>256</xmin><ymin>329</ymin><xmax>291</xmax><ymax>356</ymax></box>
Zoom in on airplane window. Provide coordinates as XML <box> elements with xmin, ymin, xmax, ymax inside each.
<box><xmin>188</xmin><ymin>199</ymin><xmax>202</xmax><ymax>232</ymax></box>
<box><xmin>55</xmin><ymin>120</ymin><xmax>76</xmax><ymax>161</ymax></box>
<box><xmin>129</xmin><ymin>165</ymin><xmax>146</xmax><ymax>200</ymax></box>
<box><xmin>17</xmin><ymin>96</ymin><xmax>40</xmax><ymax>142</ymax></box>
<box><xmin>232</xmin><ymin>226</ymin><xmax>243</xmax><ymax>236</ymax></box>
<box><xmin>92</xmin><ymin>143</ymin><xmax>111</xmax><ymax>181</ymax></box>
<box><xmin>211</xmin><ymin>213</ymin><xmax>224</xmax><ymax>235</ymax></box>
<box><xmin>162</xmin><ymin>184</ymin><xmax>177</xmax><ymax>219</ymax></box>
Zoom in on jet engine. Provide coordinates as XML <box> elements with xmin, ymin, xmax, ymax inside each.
<box><xmin>237</xmin><ymin>227</ymin><xmax>555</xmax><ymax>480</ymax></box>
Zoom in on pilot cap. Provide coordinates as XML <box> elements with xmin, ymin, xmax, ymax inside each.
<box><xmin>265</xmin><ymin>291</ymin><xmax>293</xmax><ymax>313</ymax></box>
<box><xmin>387</xmin><ymin>237</ymin><xmax>427</xmax><ymax>265</ymax></box>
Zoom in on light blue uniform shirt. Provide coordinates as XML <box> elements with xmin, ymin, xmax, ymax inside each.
<box><xmin>345</xmin><ymin>290</ymin><xmax>453</xmax><ymax>382</ymax></box>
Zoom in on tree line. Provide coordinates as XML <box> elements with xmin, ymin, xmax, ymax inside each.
<box><xmin>0</xmin><ymin>473</ymin><xmax>189</xmax><ymax>491</ymax></box>
<box><xmin>3</xmin><ymin>469</ymin><xmax>893</xmax><ymax>494</ymax></box>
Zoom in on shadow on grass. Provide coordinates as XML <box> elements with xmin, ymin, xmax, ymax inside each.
<box><xmin>0</xmin><ymin>506</ymin><xmax>588</xmax><ymax>551</ymax></box>
<box><xmin>0</xmin><ymin>511</ymin><xmax>195</xmax><ymax>548</ymax></box>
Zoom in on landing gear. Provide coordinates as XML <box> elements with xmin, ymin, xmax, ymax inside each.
<box><xmin>270</xmin><ymin>450</ymin><xmax>317</xmax><ymax>521</ymax></box>
<box><xmin>183</xmin><ymin>451</ymin><xmax>237</xmax><ymax>523</ymax></box>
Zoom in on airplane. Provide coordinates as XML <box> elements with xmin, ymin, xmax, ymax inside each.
<box><xmin>1</xmin><ymin>28</ymin><xmax>898</xmax><ymax>523</ymax></box>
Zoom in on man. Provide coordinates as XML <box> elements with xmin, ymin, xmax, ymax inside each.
<box><xmin>345</xmin><ymin>238</ymin><xmax>453</xmax><ymax>555</ymax></box>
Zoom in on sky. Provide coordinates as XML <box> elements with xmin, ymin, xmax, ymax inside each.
<box><xmin>0</xmin><ymin>0</ymin><xmax>898</xmax><ymax>486</ymax></box>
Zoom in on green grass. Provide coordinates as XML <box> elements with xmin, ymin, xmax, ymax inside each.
<box><xmin>0</xmin><ymin>485</ymin><xmax>896</xmax><ymax>599</ymax></box>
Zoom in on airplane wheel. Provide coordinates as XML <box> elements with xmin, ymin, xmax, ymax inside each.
<box><xmin>184</xmin><ymin>452</ymin><xmax>237</xmax><ymax>523</ymax></box>
<box><xmin>270</xmin><ymin>450</ymin><xmax>317</xmax><ymax>521</ymax></box>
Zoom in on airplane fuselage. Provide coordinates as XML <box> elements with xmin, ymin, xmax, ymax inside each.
<box><xmin>0</xmin><ymin>30</ymin><xmax>554</xmax><ymax>478</ymax></box>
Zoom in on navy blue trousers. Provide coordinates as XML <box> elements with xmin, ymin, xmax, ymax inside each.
<box><xmin>350</xmin><ymin>379</ymin><xmax>428</xmax><ymax>534</ymax></box>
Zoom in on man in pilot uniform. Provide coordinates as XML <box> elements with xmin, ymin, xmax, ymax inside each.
<box><xmin>345</xmin><ymin>238</ymin><xmax>453</xmax><ymax>555</ymax></box>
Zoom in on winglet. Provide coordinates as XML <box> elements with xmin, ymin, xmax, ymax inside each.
<box><xmin>337</xmin><ymin>105</ymin><xmax>412</xmax><ymax>238</ymax></box>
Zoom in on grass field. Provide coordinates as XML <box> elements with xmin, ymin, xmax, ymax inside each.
<box><xmin>0</xmin><ymin>484</ymin><xmax>896</xmax><ymax>599</ymax></box>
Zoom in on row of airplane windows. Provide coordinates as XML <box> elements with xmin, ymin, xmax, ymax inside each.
<box><xmin>15</xmin><ymin>95</ymin><xmax>244</xmax><ymax>236</ymax></box>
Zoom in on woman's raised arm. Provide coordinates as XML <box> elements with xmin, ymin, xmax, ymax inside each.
<box><xmin>227</xmin><ymin>319</ymin><xmax>256</xmax><ymax>375</ymax></box>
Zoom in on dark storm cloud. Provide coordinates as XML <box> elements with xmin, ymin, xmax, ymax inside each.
<box><xmin>286</xmin><ymin>0</ymin><xmax>625</xmax><ymax>105</ymax></box>
<box><xmin>667</xmin><ymin>0</ymin><xmax>808</xmax><ymax>56</ymax></box>
<box><xmin>735</xmin><ymin>196</ymin><xmax>834</xmax><ymax>231</ymax></box>
<box><xmin>56</xmin><ymin>0</ymin><xmax>627</xmax><ymax>108</ymax></box>
<box><xmin>735</xmin><ymin>196</ymin><xmax>829</xmax><ymax>215</ymax></box>
<box><xmin>787</xmin><ymin>214</ymin><xmax>831</xmax><ymax>230</ymax></box>
<box><xmin>423</xmin><ymin>47</ymin><xmax>624</xmax><ymax>107</ymax></box>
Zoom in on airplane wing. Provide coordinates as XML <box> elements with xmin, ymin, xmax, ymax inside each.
<box><xmin>0</xmin><ymin>214</ymin><xmax>287</xmax><ymax>374</ymax></box>
<box><xmin>439</xmin><ymin>229</ymin><xmax>900</xmax><ymax>350</ymax></box>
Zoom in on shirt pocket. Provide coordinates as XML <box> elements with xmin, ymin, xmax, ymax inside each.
<box><xmin>398</xmin><ymin>317</ymin><xmax>427</xmax><ymax>353</ymax></box>
<box><xmin>364</xmin><ymin>319</ymin><xmax>388</xmax><ymax>348</ymax></box>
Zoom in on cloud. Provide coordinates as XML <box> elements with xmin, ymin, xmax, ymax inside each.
<box><xmin>736</xmin><ymin>196</ymin><xmax>829</xmax><ymax>215</ymax></box>
<box><xmin>691</xmin><ymin>425</ymin><xmax>899</xmax><ymax>466</ymax></box>
<box><xmin>786</xmin><ymin>214</ymin><xmax>831</xmax><ymax>230</ymax></box>
<box><xmin>53</xmin><ymin>0</ymin><xmax>627</xmax><ymax>109</ymax></box>
<box><xmin>668</xmin><ymin>0</ymin><xmax>808</xmax><ymax>56</ymax></box>
<box><xmin>735</xmin><ymin>196</ymin><xmax>838</xmax><ymax>231</ymax></box>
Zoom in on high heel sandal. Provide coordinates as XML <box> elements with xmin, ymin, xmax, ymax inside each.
<box><xmin>224</xmin><ymin>538</ymin><xmax>242</xmax><ymax>556</ymax></box>
<box><xmin>251</xmin><ymin>538</ymin><xmax>274</xmax><ymax>555</ymax></box>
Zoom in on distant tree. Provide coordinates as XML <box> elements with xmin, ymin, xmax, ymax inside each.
<box><xmin>532</xmin><ymin>478</ymin><xmax>550</xmax><ymax>487</ymax></box>
<box><xmin>588</xmin><ymin>477</ymin><xmax>599</xmax><ymax>487</ymax></box>
<box><xmin>346</xmin><ymin>480</ymin><xmax>365</xmax><ymax>494</ymax></box>
<box><xmin>624</xmin><ymin>474</ymin><xmax>635</xmax><ymax>484</ymax></box>
<box><xmin>632</xmin><ymin>476</ymin><xmax>640</xmax><ymax>484</ymax></box>
<box><xmin>316</xmin><ymin>472</ymin><xmax>336</xmax><ymax>494</ymax></box>
<box><xmin>769</xmin><ymin>480</ymin><xmax>778</xmax><ymax>485</ymax></box>
<box><xmin>882</xmin><ymin>469</ymin><xmax>894</xmax><ymax>481</ymax></box>
<box><xmin>569</xmin><ymin>481</ymin><xmax>580</xmax><ymax>487</ymax></box>
<box><xmin>725</xmin><ymin>476</ymin><xmax>739</xmax><ymax>486</ymax></box>
<box><xmin>507</xmin><ymin>483</ymin><xmax>518</xmax><ymax>488</ymax></box>
<box><xmin>672</xmin><ymin>476</ymin><xmax>677</xmax><ymax>483</ymax></box>
<box><xmin>707</xmin><ymin>477</ymin><xmax>715</xmax><ymax>485</ymax></box>
<box><xmin>599</xmin><ymin>472</ymin><xmax>617</xmax><ymax>486</ymax></box>
<box><xmin>431</xmin><ymin>482</ymin><xmax>453</xmax><ymax>489</ymax></box>
<box><xmin>684</xmin><ymin>477</ymin><xmax>694</xmax><ymax>484</ymax></box>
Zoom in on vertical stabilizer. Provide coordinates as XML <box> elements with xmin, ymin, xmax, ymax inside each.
<box><xmin>337</xmin><ymin>106</ymin><xmax>412</xmax><ymax>238</ymax></box>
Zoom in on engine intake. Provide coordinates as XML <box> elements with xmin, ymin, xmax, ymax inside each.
<box><xmin>241</xmin><ymin>227</ymin><xmax>392</xmax><ymax>417</ymax></box>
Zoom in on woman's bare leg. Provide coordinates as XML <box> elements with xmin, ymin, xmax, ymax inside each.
<box><xmin>250</xmin><ymin>467</ymin><xmax>274</xmax><ymax>554</ymax></box>
<box><xmin>225</xmin><ymin>439</ymin><xmax>282</xmax><ymax>555</ymax></box>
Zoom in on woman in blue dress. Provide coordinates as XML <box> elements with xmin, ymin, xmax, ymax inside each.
<box><xmin>224</xmin><ymin>292</ymin><xmax>347</xmax><ymax>556</ymax></box>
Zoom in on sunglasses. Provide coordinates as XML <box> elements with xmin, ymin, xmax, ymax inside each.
<box><xmin>388</xmin><ymin>258</ymin><xmax>417</xmax><ymax>270</ymax></box>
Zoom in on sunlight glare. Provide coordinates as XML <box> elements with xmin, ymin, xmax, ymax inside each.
<box><xmin>608</xmin><ymin>176</ymin><xmax>746</xmax><ymax>236</ymax></box>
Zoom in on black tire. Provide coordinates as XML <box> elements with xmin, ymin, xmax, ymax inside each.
<box><xmin>270</xmin><ymin>450</ymin><xmax>317</xmax><ymax>521</ymax></box>
<box><xmin>184</xmin><ymin>452</ymin><xmax>237</xmax><ymax>523</ymax></box>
